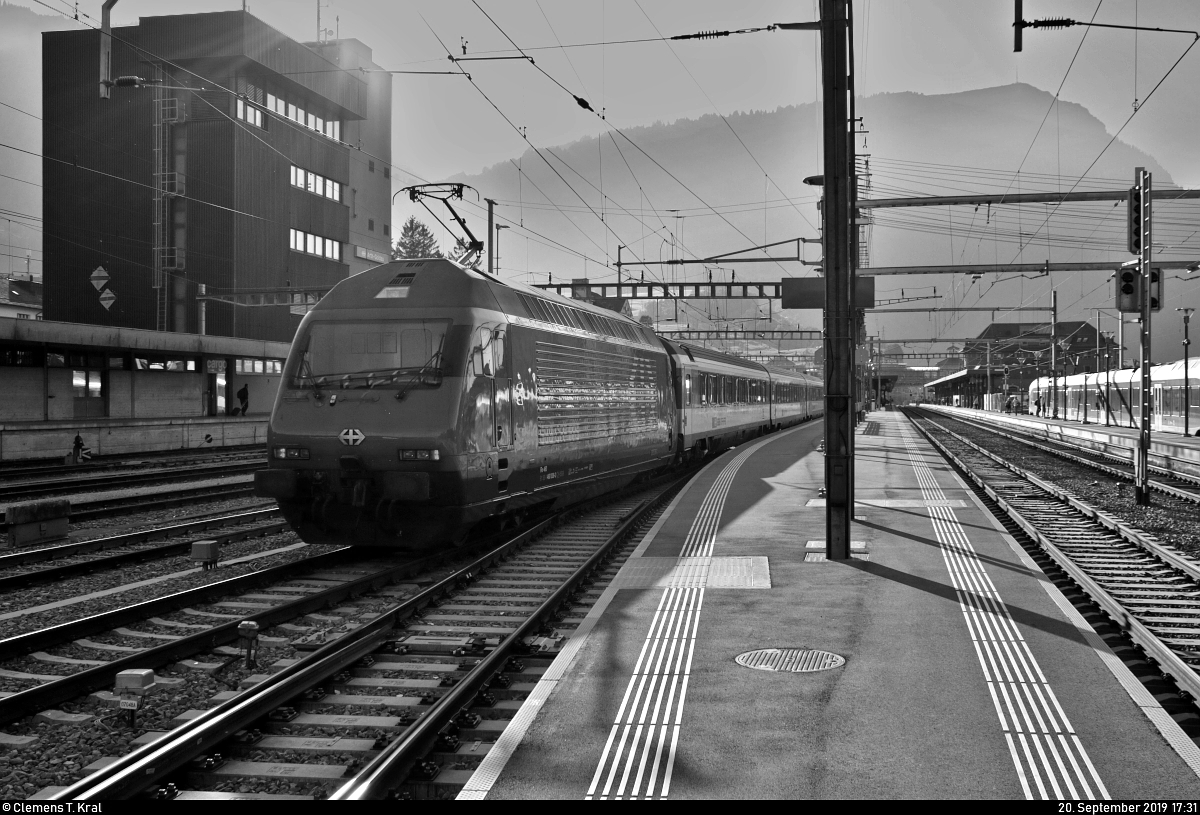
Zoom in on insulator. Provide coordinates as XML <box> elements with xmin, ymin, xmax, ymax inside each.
<box><xmin>1030</xmin><ymin>17</ymin><xmax>1076</xmax><ymax>30</ymax></box>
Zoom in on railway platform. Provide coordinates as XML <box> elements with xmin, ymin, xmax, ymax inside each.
<box><xmin>459</xmin><ymin>410</ymin><xmax>1200</xmax><ymax>800</ymax></box>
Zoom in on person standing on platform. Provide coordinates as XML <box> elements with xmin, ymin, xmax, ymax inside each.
<box><xmin>237</xmin><ymin>384</ymin><xmax>249</xmax><ymax>417</ymax></box>
<box><xmin>1034</xmin><ymin>396</ymin><xmax>1043</xmax><ymax>417</ymax></box>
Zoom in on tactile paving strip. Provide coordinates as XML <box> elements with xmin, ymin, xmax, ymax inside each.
<box><xmin>610</xmin><ymin>557</ymin><xmax>771</xmax><ymax>589</ymax></box>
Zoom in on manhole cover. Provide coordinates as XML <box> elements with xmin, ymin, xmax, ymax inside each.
<box><xmin>735</xmin><ymin>648</ymin><xmax>845</xmax><ymax>673</ymax></box>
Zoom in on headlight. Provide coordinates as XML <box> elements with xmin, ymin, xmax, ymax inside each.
<box><xmin>398</xmin><ymin>449</ymin><xmax>440</xmax><ymax>461</ymax></box>
<box><xmin>273</xmin><ymin>446</ymin><xmax>310</xmax><ymax>460</ymax></box>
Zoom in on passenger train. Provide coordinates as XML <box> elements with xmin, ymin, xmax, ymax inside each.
<box><xmin>1028</xmin><ymin>358</ymin><xmax>1200</xmax><ymax>436</ymax></box>
<box><xmin>255</xmin><ymin>259</ymin><xmax>824</xmax><ymax>548</ymax></box>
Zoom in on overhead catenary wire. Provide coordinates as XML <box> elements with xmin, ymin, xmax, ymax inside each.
<box><xmin>467</xmin><ymin>2</ymin><xmax>802</xmax><ymax>280</ymax></box>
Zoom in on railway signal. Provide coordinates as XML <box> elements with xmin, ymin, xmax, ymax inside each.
<box><xmin>1128</xmin><ymin>186</ymin><xmax>1144</xmax><ymax>255</ymax></box>
<box><xmin>1117</xmin><ymin>262</ymin><xmax>1141</xmax><ymax>313</ymax></box>
<box><xmin>1148</xmin><ymin>267</ymin><xmax>1163</xmax><ymax>312</ymax></box>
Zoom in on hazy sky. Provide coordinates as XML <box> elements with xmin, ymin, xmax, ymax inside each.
<box><xmin>6</xmin><ymin>0</ymin><xmax>1199</xmax><ymax>346</ymax></box>
<box><xmin>12</xmin><ymin>0</ymin><xmax>1199</xmax><ymax>184</ymax></box>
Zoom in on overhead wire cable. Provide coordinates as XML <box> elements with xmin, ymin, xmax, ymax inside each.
<box><xmin>631</xmin><ymin>0</ymin><xmax>817</xmax><ymax>234</ymax></box>
<box><xmin>467</xmin><ymin>3</ymin><xmax>800</xmax><ymax>280</ymax></box>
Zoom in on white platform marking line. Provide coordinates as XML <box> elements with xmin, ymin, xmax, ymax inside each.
<box><xmin>469</xmin><ymin>427</ymin><xmax>811</xmax><ymax>801</ymax></box>
<box><xmin>906</xmin><ymin>428</ymin><xmax>1102</xmax><ymax>796</ymax></box>
<box><xmin>901</xmin><ymin>423</ymin><xmax>1109</xmax><ymax>800</ymax></box>
<box><xmin>1005</xmin><ymin>733</ymin><xmax>1035</xmax><ymax>799</ymax></box>
<box><xmin>589</xmin><ymin>441</ymin><xmax>760</xmax><ymax>800</ymax></box>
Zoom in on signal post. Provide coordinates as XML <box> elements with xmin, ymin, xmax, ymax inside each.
<box><xmin>1121</xmin><ymin>168</ymin><xmax>1156</xmax><ymax>504</ymax></box>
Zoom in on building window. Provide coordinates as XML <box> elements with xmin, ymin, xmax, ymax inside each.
<box><xmin>369</xmin><ymin>160</ymin><xmax>375</xmax><ymax>173</ymax></box>
<box><xmin>383</xmin><ymin>224</ymin><xmax>389</xmax><ymax>237</ymax></box>
<box><xmin>383</xmin><ymin>167</ymin><xmax>390</xmax><ymax>179</ymax></box>
<box><xmin>290</xmin><ymin>165</ymin><xmax>341</xmax><ymax>202</ymax></box>
<box><xmin>368</xmin><ymin>219</ymin><xmax>375</xmax><ymax>232</ymax></box>
<box><xmin>235</xmin><ymin>359</ymin><xmax>283</xmax><ymax>375</ymax></box>
<box><xmin>289</xmin><ymin>228</ymin><xmax>342</xmax><ymax>261</ymax></box>
<box><xmin>267</xmin><ymin>92</ymin><xmax>340</xmax><ymax>141</ymax></box>
<box><xmin>236</xmin><ymin>98</ymin><xmax>265</xmax><ymax>129</ymax></box>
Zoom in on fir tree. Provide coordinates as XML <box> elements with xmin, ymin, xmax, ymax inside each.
<box><xmin>392</xmin><ymin>216</ymin><xmax>441</xmax><ymax>259</ymax></box>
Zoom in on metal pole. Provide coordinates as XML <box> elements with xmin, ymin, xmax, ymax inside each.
<box><xmin>821</xmin><ymin>0</ymin><xmax>853</xmax><ymax>561</ymax></box>
<box><xmin>486</xmin><ymin>198</ymin><xmax>495</xmax><ymax>276</ymax></box>
<box><xmin>1136</xmin><ymin>168</ymin><xmax>1152</xmax><ymax>505</ymax></box>
<box><xmin>1105</xmin><ymin>342</ymin><xmax>1111</xmax><ymax>427</ymax></box>
<box><xmin>986</xmin><ymin>340</ymin><xmax>992</xmax><ymax>410</ymax></box>
<box><xmin>1180</xmin><ymin>308</ymin><xmax>1193</xmax><ymax>437</ymax></box>
<box><xmin>100</xmin><ymin>0</ymin><xmax>118</xmax><ymax>99</ymax></box>
<box><xmin>1118</xmin><ymin>316</ymin><xmax>1124</xmax><ymax>371</ymax></box>
<box><xmin>1050</xmin><ymin>290</ymin><xmax>1058</xmax><ymax>419</ymax></box>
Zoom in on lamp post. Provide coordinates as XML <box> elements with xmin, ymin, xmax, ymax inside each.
<box><xmin>1180</xmin><ymin>308</ymin><xmax>1195</xmax><ymax>436</ymax></box>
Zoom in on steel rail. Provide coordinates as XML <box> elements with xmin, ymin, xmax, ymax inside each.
<box><xmin>331</xmin><ymin>476</ymin><xmax>684</xmax><ymax>799</ymax></box>
<box><xmin>925</xmin><ymin>406</ymin><xmax>1200</xmax><ymax>483</ymax></box>
<box><xmin>48</xmin><ymin>517</ymin><xmax>558</xmax><ymax>801</ymax></box>
<box><xmin>931</xmin><ymin>410</ymin><xmax>1200</xmax><ymax>505</ymax></box>
<box><xmin>917</xmin><ymin>412</ymin><xmax>1200</xmax><ymax>583</ymax></box>
<box><xmin>0</xmin><ymin>481</ymin><xmax>256</xmax><ymax>530</ymax></box>
<box><xmin>0</xmin><ymin>519</ymin><xmax>289</xmax><ymax>591</ymax></box>
<box><xmin>0</xmin><ymin>461</ymin><xmax>264</xmax><ymax>501</ymax></box>
<box><xmin>0</xmin><ymin>448</ymin><xmax>265</xmax><ymax>481</ymax></box>
<box><xmin>0</xmin><ymin>507</ymin><xmax>280</xmax><ymax>569</ymax></box>
<box><xmin>909</xmin><ymin>412</ymin><xmax>1200</xmax><ymax>703</ymax></box>
<box><xmin>0</xmin><ymin>547</ymin><xmax>355</xmax><ymax>723</ymax></box>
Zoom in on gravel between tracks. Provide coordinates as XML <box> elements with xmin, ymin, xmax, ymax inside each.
<box><xmin>0</xmin><ymin>531</ymin><xmax>339</xmax><ymax>643</ymax></box>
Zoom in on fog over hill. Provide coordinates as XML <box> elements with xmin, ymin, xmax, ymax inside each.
<box><xmin>455</xmin><ymin>83</ymin><xmax>1188</xmax><ymax>357</ymax></box>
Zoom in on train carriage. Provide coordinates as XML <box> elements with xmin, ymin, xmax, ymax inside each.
<box><xmin>664</xmin><ymin>340</ymin><xmax>771</xmax><ymax>460</ymax></box>
<box><xmin>1029</xmin><ymin>357</ymin><xmax>1200</xmax><ymax>435</ymax></box>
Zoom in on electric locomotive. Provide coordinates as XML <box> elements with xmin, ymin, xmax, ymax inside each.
<box><xmin>255</xmin><ymin>259</ymin><xmax>677</xmax><ymax>547</ymax></box>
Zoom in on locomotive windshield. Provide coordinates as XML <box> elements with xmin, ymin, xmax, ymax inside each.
<box><xmin>288</xmin><ymin>319</ymin><xmax>450</xmax><ymax>390</ymax></box>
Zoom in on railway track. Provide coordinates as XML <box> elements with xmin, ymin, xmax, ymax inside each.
<box><xmin>0</xmin><ymin>448</ymin><xmax>265</xmax><ymax>483</ymax></box>
<box><xmin>43</xmin><ymin>473</ymin><xmax>686</xmax><ymax>800</ymax></box>
<box><xmin>0</xmin><ymin>510</ymin><xmax>288</xmax><ymax>591</ymax></box>
<box><xmin>0</xmin><ymin>480</ymin><xmax>257</xmax><ymax>530</ymax></box>
<box><xmin>929</xmin><ymin>409</ymin><xmax>1200</xmax><ymax>504</ymax></box>
<box><xmin>0</xmin><ymin>460</ymin><xmax>266</xmax><ymax>503</ymax></box>
<box><xmin>906</xmin><ymin>409</ymin><xmax>1200</xmax><ymax>718</ymax></box>
<box><xmin>0</xmin><ymin>543</ymin><xmax>358</xmax><ymax>723</ymax></box>
<box><xmin>0</xmin><ymin>505</ymin><xmax>278</xmax><ymax>570</ymax></box>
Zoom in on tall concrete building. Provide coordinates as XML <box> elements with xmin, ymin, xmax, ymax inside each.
<box><xmin>42</xmin><ymin>10</ymin><xmax>392</xmax><ymax>342</ymax></box>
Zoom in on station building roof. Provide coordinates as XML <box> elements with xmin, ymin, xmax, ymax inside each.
<box><xmin>923</xmin><ymin>369</ymin><xmax>970</xmax><ymax>389</ymax></box>
<box><xmin>0</xmin><ymin>317</ymin><xmax>291</xmax><ymax>359</ymax></box>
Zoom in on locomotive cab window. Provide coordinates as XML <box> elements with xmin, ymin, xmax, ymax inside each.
<box><xmin>288</xmin><ymin>319</ymin><xmax>449</xmax><ymax>390</ymax></box>
<box><xmin>472</xmin><ymin>326</ymin><xmax>495</xmax><ymax>378</ymax></box>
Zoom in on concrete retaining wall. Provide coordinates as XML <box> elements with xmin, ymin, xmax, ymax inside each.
<box><xmin>0</xmin><ymin>417</ymin><xmax>268</xmax><ymax>461</ymax></box>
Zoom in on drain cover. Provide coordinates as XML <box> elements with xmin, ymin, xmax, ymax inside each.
<box><xmin>735</xmin><ymin>648</ymin><xmax>845</xmax><ymax>673</ymax></box>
